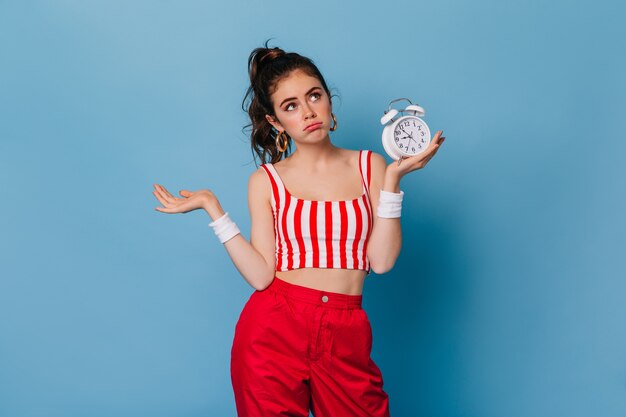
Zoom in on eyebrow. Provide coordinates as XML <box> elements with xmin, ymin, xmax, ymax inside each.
<box><xmin>279</xmin><ymin>87</ymin><xmax>322</xmax><ymax>108</ymax></box>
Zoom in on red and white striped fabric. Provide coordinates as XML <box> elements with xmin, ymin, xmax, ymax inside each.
<box><xmin>260</xmin><ymin>150</ymin><xmax>374</xmax><ymax>274</ymax></box>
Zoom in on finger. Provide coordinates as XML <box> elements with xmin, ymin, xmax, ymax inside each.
<box><xmin>163</xmin><ymin>198</ymin><xmax>195</xmax><ymax>214</ymax></box>
<box><xmin>153</xmin><ymin>190</ymin><xmax>170</xmax><ymax>207</ymax></box>
<box><xmin>153</xmin><ymin>187</ymin><xmax>171</xmax><ymax>203</ymax></box>
<box><xmin>155</xmin><ymin>205</ymin><xmax>175</xmax><ymax>213</ymax></box>
<box><xmin>164</xmin><ymin>188</ymin><xmax>178</xmax><ymax>200</ymax></box>
<box><xmin>427</xmin><ymin>143</ymin><xmax>443</xmax><ymax>160</ymax></box>
<box><xmin>421</xmin><ymin>141</ymin><xmax>440</xmax><ymax>158</ymax></box>
<box><xmin>419</xmin><ymin>152</ymin><xmax>436</xmax><ymax>167</ymax></box>
<box><xmin>420</xmin><ymin>135</ymin><xmax>441</xmax><ymax>155</ymax></box>
<box><xmin>154</xmin><ymin>185</ymin><xmax>176</xmax><ymax>204</ymax></box>
<box><xmin>403</xmin><ymin>148</ymin><xmax>434</xmax><ymax>167</ymax></box>
<box><xmin>154</xmin><ymin>197</ymin><xmax>184</xmax><ymax>213</ymax></box>
<box><xmin>429</xmin><ymin>132</ymin><xmax>443</xmax><ymax>147</ymax></box>
<box><xmin>427</xmin><ymin>144</ymin><xmax>441</xmax><ymax>159</ymax></box>
<box><xmin>156</xmin><ymin>184</ymin><xmax>177</xmax><ymax>200</ymax></box>
<box><xmin>154</xmin><ymin>189</ymin><xmax>181</xmax><ymax>210</ymax></box>
<box><xmin>407</xmin><ymin>145</ymin><xmax>440</xmax><ymax>169</ymax></box>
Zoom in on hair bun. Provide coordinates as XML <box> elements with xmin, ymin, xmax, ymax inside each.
<box><xmin>248</xmin><ymin>46</ymin><xmax>286</xmax><ymax>83</ymax></box>
<box><xmin>259</xmin><ymin>47</ymin><xmax>285</xmax><ymax>64</ymax></box>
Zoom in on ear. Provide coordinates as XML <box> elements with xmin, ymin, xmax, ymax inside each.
<box><xmin>265</xmin><ymin>114</ymin><xmax>284</xmax><ymax>132</ymax></box>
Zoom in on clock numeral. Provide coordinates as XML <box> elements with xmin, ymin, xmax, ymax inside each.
<box><xmin>421</xmin><ymin>131</ymin><xmax>425</xmax><ymax>136</ymax></box>
<box><xmin>395</xmin><ymin>137</ymin><xmax>399</xmax><ymax>142</ymax></box>
<box><xmin>399</xmin><ymin>143</ymin><xmax>403</xmax><ymax>148</ymax></box>
<box><xmin>411</xmin><ymin>147</ymin><xmax>416</xmax><ymax>152</ymax></box>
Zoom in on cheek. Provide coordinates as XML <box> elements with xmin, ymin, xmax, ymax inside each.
<box><xmin>315</xmin><ymin>99</ymin><xmax>332</xmax><ymax>114</ymax></box>
<box><xmin>279</xmin><ymin>111</ymin><xmax>302</xmax><ymax>127</ymax></box>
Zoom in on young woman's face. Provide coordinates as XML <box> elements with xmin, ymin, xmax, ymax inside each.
<box><xmin>266</xmin><ymin>69</ymin><xmax>332</xmax><ymax>144</ymax></box>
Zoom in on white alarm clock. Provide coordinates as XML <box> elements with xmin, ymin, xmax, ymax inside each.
<box><xmin>380</xmin><ymin>98</ymin><xmax>431</xmax><ymax>162</ymax></box>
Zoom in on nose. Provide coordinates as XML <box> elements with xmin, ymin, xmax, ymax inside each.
<box><xmin>303</xmin><ymin>103</ymin><xmax>316</xmax><ymax>120</ymax></box>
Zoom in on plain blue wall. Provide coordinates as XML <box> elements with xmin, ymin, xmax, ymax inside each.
<box><xmin>1</xmin><ymin>0</ymin><xmax>624</xmax><ymax>416</ymax></box>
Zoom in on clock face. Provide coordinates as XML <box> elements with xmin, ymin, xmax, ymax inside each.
<box><xmin>393</xmin><ymin>116</ymin><xmax>430</xmax><ymax>155</ymax></box>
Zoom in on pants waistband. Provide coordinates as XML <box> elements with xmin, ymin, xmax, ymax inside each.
<box><xmin>266</xmin><ymin>276</ymin><xmax>363</xmax><ymax>309</ymax></box>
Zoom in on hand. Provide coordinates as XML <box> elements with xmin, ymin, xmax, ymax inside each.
<box><xmin>152</xmin><ymin>184</ymin><xmax>215</xmax><ymax>214</ymax></box>
<box><xmin>387</xmin><ymin>130</ymin><xmax>446</xmax><ymax>179</ymax></box>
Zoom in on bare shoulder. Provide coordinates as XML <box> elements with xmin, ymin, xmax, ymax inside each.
<box><xmin>368</xmin><ymin>150</ymin><xmax>387</xmax><ymax>171</ymax></box>
<box><xmin>249</xmin><ymin>165</ymin><xmax>268</xmax><ymax>182</ymax></box>
<box><xmin>248</xmin><ymin>165</ymin><xmax>271</xmax><ymax>204</ymax></box>
<box><xmin>367</xmin><ymin>150</ymin><xmax>387</xmax><ymax>184</ymax></box>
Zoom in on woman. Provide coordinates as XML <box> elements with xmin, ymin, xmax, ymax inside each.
<box><xmin>152</xmin><ymin>44</ymin><xmax>445</xmax><ymax>417</ymax></box>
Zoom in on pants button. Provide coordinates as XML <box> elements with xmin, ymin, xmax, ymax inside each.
<box><xmin>321</xmin><ymin>295</ymin><xmax>329</xmax><ymax>303</ymax></box>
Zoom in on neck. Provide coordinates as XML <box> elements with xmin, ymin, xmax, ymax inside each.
<box><xmin>287</xmin><ymin>135</ymin><xmax>341</xmax><ymax>171</ymax></box>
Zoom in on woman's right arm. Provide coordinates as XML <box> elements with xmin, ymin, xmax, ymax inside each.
<box><xmin>153</xmin><ymin>167</ymin><xmax>277</xmax><ymax>291</ymax></box>
<box><xmin>204</xmin><ymin>168</ymin><xmax>276</xmax><ymax>290</ymax></box>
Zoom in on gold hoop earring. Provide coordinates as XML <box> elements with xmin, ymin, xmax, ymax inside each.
<box><xmin>330</xmin><ymin>113</ymin><xmax>338</xmax><ymax>132</ymax></box>
<box><xmin>275</xmin><ymin>131</ymin><xmax>289</xmax><ymax>153</ymax></box>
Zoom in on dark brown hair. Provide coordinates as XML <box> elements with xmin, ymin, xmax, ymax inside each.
<box><xmin>242</xmin><ymin>41</ymin><xmax>332</xmax><ymax>165</ymax></box>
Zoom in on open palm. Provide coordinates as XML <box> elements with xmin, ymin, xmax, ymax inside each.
<box><xmin>152</xmin><ymin>184</ymin><xmax>212</xmax><ymax>214</ymax></box>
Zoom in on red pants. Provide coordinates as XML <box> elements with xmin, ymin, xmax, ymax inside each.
<box><xmin>230</xmin><ymin>276</ymin><xmax>390</xmax><ymax>417</ymax></box>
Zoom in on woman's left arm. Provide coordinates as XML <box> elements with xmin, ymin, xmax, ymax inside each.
<box><xmin>366</xmin><ymin>130</ymin><xmax>445</xmax><ymax>274</ymax></box>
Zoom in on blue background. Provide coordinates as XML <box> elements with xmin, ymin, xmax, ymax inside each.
<box><xmin>1</xmin><ymin>0</ymin><xmax>624</xmax><ymax>416</ymax></box>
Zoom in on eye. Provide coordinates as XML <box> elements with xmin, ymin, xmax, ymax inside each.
<box><xmin>285</xmin><ymin>102</ymin><xmax>296</xmax><ymax>111</ymax></box>
<box><xmin>310</xmin><ymin>92</ymin><xmax>321</xmax><ymax>101</ymax></box>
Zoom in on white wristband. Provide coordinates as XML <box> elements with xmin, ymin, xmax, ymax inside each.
<box><xmin>208</xmin><ymin>212</ymin><xmax>241</xmax><ymax>243</ymax></box>
<box><xmin>377</xmin><ymin>190</ymin><xmax>404</xmax><ymax>218</ymax></box>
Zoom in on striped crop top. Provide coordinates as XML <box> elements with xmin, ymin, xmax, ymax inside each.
<box><xmin>260</xmin><ymin>150</ymin><xmax>374</xmax><ymax>274</ymax></box>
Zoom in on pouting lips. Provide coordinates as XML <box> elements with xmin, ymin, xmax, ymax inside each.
<box><xmin>304</xmin><ymin>122</ymin><xmax>323</xmax><ymax>131</ymax></box>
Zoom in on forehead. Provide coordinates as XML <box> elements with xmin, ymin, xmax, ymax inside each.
<box><xmin>271</xmin><ymin>69</ymin><xmax>322</xmax><ymax>99</ymax></box>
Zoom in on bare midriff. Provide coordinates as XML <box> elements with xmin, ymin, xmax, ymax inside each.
<box><xmin>274</xmin><ymin>268</ymin><xmax>368</xmax><ymax>295</ymax></box>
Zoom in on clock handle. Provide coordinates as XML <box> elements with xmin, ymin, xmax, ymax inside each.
<box><xmin>387</xmin><ymin>97</ymin><xmax>413</xmax><ymax>111</ymax></box>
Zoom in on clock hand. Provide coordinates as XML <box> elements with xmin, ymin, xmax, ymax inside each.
<box><xmin>403</xmin><ymin>132</ymin><xmax>416</xmax><ymax>144</ymax></box>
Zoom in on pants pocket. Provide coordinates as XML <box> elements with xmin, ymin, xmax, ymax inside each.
<box><xmin>358</xmin><ymin>308</ymin><xmax>374</xmax><ymax>356</ymax></box>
